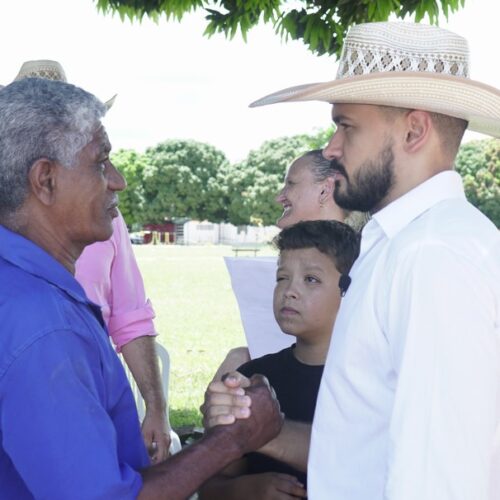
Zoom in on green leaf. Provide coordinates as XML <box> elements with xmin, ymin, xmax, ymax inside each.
<box><xmin>94</xmin><ymin>0</ymin><xmax>468</xmax><ymax>58</ymax></box>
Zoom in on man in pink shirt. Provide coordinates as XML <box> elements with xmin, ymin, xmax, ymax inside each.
<box><xmin>76</xmin><ymin>210</ymin><xmax>171</xmax><ymax>462</ymax></box>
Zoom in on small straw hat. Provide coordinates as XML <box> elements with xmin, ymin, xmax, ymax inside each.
<box><xmin>3</xmin><ymin>59</ymin><xmax>116</xmax><ymax>109</ymax></box>
<box><xmin>250</xmin><ymin>22</ymin><xmax>500</xmax><ymax>138</ymax></box>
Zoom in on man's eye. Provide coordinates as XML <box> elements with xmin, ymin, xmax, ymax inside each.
<box><xmin>305</xmin><ymin>276</ymin><xmax>320</xmax><ymax>284</ymax></box>
<box><xmin>276</xmin><ymin>276</ymin><xmax>286</xmax><ymax>282</ymax></box>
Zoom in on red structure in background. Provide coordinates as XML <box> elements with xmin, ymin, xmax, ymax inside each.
<box><xmin>143</xmin><ymin>222</ymin><xmax>176</xmax><ymax>244</ymax></box>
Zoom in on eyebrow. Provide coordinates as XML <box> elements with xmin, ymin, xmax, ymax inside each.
<box><xmin>98</xmin><ymin>141</ymin><xmax>112</xmax><ymax>157</ymax></box>
<box><xmin>332</xmin><ymin>113</ymin><xmax>350</xmax><ymax>125</ymax></box>
<box><xmin>302</xmin><ymin>264</ymin><xmax>326</xmax><ymax>273</ymax></box>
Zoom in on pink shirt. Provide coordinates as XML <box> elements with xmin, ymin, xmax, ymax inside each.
<box><xmin>75</xmin><ymin>212</ymin><xmax>157</xmax><ymax>351</ymax></box>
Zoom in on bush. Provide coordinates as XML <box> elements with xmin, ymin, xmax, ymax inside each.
<box><xmin>456</xmin><ymin>139</ymin><xmax>500</xmax><ymax>227</ymax></box>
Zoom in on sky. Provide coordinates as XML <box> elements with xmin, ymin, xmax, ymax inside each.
<box><xmin>0</xmin><ymin>0</ymin><xmax>498</xmax><ymax>162</ymax></box>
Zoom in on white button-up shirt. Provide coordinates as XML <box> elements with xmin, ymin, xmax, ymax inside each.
<box><xmin>308</xmin><ymin>171</ymin><xmax>500</xmax><ymax>500</ymax></box>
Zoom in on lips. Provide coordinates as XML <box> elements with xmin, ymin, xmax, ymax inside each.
<box><xmin>280</xmin><ymin>306</ymin><xmax>299</xmax><ymax>315</ymax></box>
<box><xmin>330</xmin><ymin>159</ymin><xmax>348</xmax><ymax>179</ymax></box>
<box><xmin>107</xmin><ymin>199</ymin><xmax>119</xmax><ymax>218</ymax></box>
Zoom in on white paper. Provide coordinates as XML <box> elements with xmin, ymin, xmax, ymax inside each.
<box><xmin>224</xmin><ymin>256</ymin><xmax>294</xmax><ymax>359</ymax></box>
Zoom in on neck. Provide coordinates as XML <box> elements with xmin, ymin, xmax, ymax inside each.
<box><xmin>373</xmin><ymin>144</ymin><xmax>455</xmax><ymax>213</ymax></box>
<box><xmin>3</xmin><ymin>207</ymin><xmax>79</xmax><ymax>274</ymax></box>
<box><xmin>324</xmin><ymin>202</ymin><xmax>347</xmax><ymax>223</ymax></box>
<box><xmin>293</xmin><ymin>333</ymin><xmax>331</xmax><ymax>365</ymax></box>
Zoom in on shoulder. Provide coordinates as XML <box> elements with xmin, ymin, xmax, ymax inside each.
<box><xmin>383</xmin><ymin>200</ymin><xmax>500</xmax><ymax>282</ymax></box>
<box><xmin>397</xmin><ymin>199</ymin><xmax>498</xmax><ymax>251</ymax></box>
<box><xmin>238</xmin><ymin>347</ymin><xmax>293</xmax><ymax>377</ymax></box>
<box><xmin>374</xmin><ymin>201</ymin><xmax>500</xmax><ymax>324</ymax></box>
<box><xmin>0</xmin><ymin>261</ymin><xmax>100</xmax><ymax>380</ymax></box>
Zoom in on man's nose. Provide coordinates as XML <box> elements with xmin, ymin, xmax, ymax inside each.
<box><xmin>106</xmin><ymin>161</ymin><xmax>127</xmax><ymax>192</ymax></box>
<box><xmin>323</xmin><ymin>130</ymin><xmax>342</xmax><ymax>161</ymax></box>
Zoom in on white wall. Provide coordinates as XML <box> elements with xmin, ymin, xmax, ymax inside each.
<box><xmin>182</xmin><ymin>220</ymin><xmax>279</xmax><ymax>245</ymax></box>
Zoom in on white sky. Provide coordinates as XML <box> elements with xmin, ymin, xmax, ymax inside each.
<box><xmin>0</xmin><ymin>0</ymin><xmax>498</xmax><ymax>162</ymax></box>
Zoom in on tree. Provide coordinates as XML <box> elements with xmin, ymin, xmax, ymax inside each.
<box><xmin>141</xmin><ymin>139</ymin><xmax>230</xmax><ymax>223</ymax></box>
<box><xmin>455</xmin><ymin>138</ymin><xmax>500</xmax><ymax>227</ymax></box>
<box><xmin>112</xmin><ymin>148</ymin><xmax>147</xmax><ymax>227</ymax></box>
<box><xmin>95</xmin><ymin>0</ymin><xmax>465</xmax><ymax>57</ymax></box>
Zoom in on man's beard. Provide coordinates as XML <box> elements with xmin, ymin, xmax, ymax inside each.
<box><xmin>331</xmin><ymin>142</ymin><xmax>395</xmax><ymax>213</ymax></box>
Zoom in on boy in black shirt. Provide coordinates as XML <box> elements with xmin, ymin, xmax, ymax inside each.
<box><xmin>200</xmin><ymin>220</ymin><xmax>360</xmax><ymax>499</ymax></box>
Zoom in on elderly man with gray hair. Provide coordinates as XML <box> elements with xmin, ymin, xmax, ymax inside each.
<box><xmin>0</xmin><ymin>77</ymin><xmax>283</xmax><ymax>499</ymax></box>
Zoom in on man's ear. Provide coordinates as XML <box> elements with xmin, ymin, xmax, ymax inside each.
<box><xmin>403</xmin><ymin>110</ymin><xmax>432</xmax><ymax>153</ymax></box>
<box><xmin>28</xmin><ymin>159</ymin><xmax>58</xmax><ymax>206</ymax></box>
<box><xmin>319</xmin><ymin>177</ymin><xmax>334</xmax><ymax>204</ymax></box>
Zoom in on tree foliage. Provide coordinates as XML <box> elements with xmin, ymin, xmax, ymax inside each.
<box><xmin>113</xmin><ymin>148</ymin><xmax>147</xmax><ymax>227</ymax></box>
<box><xmin>113</xmin><ymin>133</ymin><xmax>499</xmax><ymax>229</ymax></box>
<box><xmin>94</xmin><ymin>0</ymin><xmax>465</xmax><ymax>57</ymax></box>
<box><xmin>455</xmin><ymin>138</ymin><xmax>500</xmax><ymax>227</ymax></box>
<box><xmin>140</xmin><ymin>139</ymin><xmax>229</xmax><ymax>223</ymax></box>
<box><xmin>113</xmin><ymin>129</ymin><xmax>332</xmax><ymax>227</ymax></box>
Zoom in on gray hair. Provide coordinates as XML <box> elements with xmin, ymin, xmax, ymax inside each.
<box><xmin>301</xmin><ymin>149</ymin><xmax>335</xmax><ymax>182</ymax></box>
<box><xmin>0</xmin><ymin>78</ymin><xmax>106</xmax><ymax>216</ymax></box>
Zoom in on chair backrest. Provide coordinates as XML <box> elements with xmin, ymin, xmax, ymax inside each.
<box><xmin>120</xmin><ymin>341</ymin><xmax>182</xmax><ymax>454</ymax></box>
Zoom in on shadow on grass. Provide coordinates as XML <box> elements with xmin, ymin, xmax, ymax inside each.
<box><xmin>171</xmin><ymin>407</ymin><xmax>203</xmax><ymax>444</ymax></box>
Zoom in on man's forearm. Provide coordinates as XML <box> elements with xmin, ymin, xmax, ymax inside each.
<box><xmin>258</xmin><ymin>420</ymin><xmax>311</xmax><ymax>472</ymax></box>
<box><xmin>121</xmin><ymin>336</ymin><xmax>165</xmax><ymax>413</ymax></box>
<box><xmin>139</xmin><ymin>427</ymin><xmax>243</xmax><ymax>499</ymax></box>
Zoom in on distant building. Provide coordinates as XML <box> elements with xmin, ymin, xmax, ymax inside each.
<box><xmin>137</xmin><ymin>220</ymin><xmax>279</xmax><ymax>246</ymax></box>
<box><xmin>182</xmin><ymin>220</ymin><xmax>279</xmax><ymax>245</ymax></box>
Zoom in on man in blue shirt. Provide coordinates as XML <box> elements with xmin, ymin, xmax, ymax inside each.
<box><xmin>0</xmin><ymin>78</ymin><xmax>282</xmax><ymax>499</ymax></box>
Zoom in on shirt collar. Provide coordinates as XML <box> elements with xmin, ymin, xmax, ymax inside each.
<box><xmin>372</xmin><ymin>171</ymin><xmax>466</xmax><ymax>239</ymax></box>
<box><xmin>0</xmin><ymin>224</ymin><xmax>90</xmax><ymax>306</ymax></box>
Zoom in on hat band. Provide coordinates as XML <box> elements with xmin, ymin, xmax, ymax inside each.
<box><xmin>336</xmin><ymin>45</ymin><xmax>469</xmax><ymax>80</ymax></box>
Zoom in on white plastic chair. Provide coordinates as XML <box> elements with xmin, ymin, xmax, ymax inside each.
<box><xmin>120</xmin><ymin>341</ymin><xmax>182</xmax><ymax>454</ymax></box>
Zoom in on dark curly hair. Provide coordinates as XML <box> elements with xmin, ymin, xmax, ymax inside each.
<box><xmin>273</xmin><ymin>219</ymin><xmax>360</xmax><ymax>275</ymax></box>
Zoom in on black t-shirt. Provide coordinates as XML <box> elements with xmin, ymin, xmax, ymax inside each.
<box><xmin>238</xmin><ymin>344</ymin><xmax>324</xmax><ymax>486</ymax></box>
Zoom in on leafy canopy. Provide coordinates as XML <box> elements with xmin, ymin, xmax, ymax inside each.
<box><xmin>455</xmin><ymin>138</ymin><xmax>500</xmax><ymax>227</ymax></box>
<box><xmin>95</xmin><ymin>0</ymin><xmax>465</xmax><ymax>57</ymax></box>
<box><xmin>114</xmin><ymin>129</ymin><xmax>331</xmax><ymax>226</ymax></box>
<box><xmin>140</xmin><ymin>139</ymin><xmax>229</xmax><ymax>224</ymax></box>
<box><xmin>114</xmin><ymin>134</ymin><xmax>499</xmax><ymax>228</ymax></box>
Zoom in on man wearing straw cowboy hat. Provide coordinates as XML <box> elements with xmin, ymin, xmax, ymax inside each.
<box><xmin>203</xmin><ymin>21</ymin><xmax>500</xmax><ymax>499</ymax></box>
<box><xmin>7</xmin><ymin>58</ymin><xmax>173</xmax><ymax>463</ymax></box>
<box><xmin>0</xmin><ymin>76</ymin><xmax>283</xmax><ymax>498</ymax></box>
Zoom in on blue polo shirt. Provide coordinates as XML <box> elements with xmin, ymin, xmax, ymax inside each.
<box><xmin>0</xmin><ymin>225</ymin><xmax>149</xmax><ymax>499</ymax></box>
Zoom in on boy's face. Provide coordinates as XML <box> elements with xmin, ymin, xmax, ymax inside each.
<box><xmin>273</xmin><ymin>247</ymin><xmax>341</xmax><ymax>342</ymax></box>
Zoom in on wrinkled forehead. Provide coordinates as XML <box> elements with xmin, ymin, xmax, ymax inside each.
<box><xmin>80</xmin><ymin>123</ymin><xmax>111</xmax><ymax>156</ymax></box>
<box><xmin>96</xmin><ymin>125</ymin><xmax>111</xmax><ymax>151</ymax></box>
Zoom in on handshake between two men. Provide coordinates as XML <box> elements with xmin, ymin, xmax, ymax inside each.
<box><xmin>200</xmin><ymin>372</ymin><xmax>310</xmax><ymax>500</ymax></box>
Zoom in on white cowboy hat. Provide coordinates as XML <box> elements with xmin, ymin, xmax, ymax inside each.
<box><xmin>250</xmin><ymin>22</ymin><xmax>500</xmax><ymax>138</ymax></box>
<box><xmin>3</xmin><ymin>59</ymin><xmax>116</xmax><ymax>109</ymax></box>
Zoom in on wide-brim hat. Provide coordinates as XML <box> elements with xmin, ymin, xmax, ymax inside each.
<box><xmin>250</xmin><ymin>22</ymin><xmax>500</xmax><ymax>138</ymax></box>
<box><xmin>2</xmin><ymin>59</ymin><xmax>116</xmax><ymax>109</ymax></box>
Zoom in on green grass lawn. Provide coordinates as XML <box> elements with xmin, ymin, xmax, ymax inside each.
<box><xmin>133</xmin><ymin>243</ymin><xmax>276</xmax><ymax>429</ymax></box>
